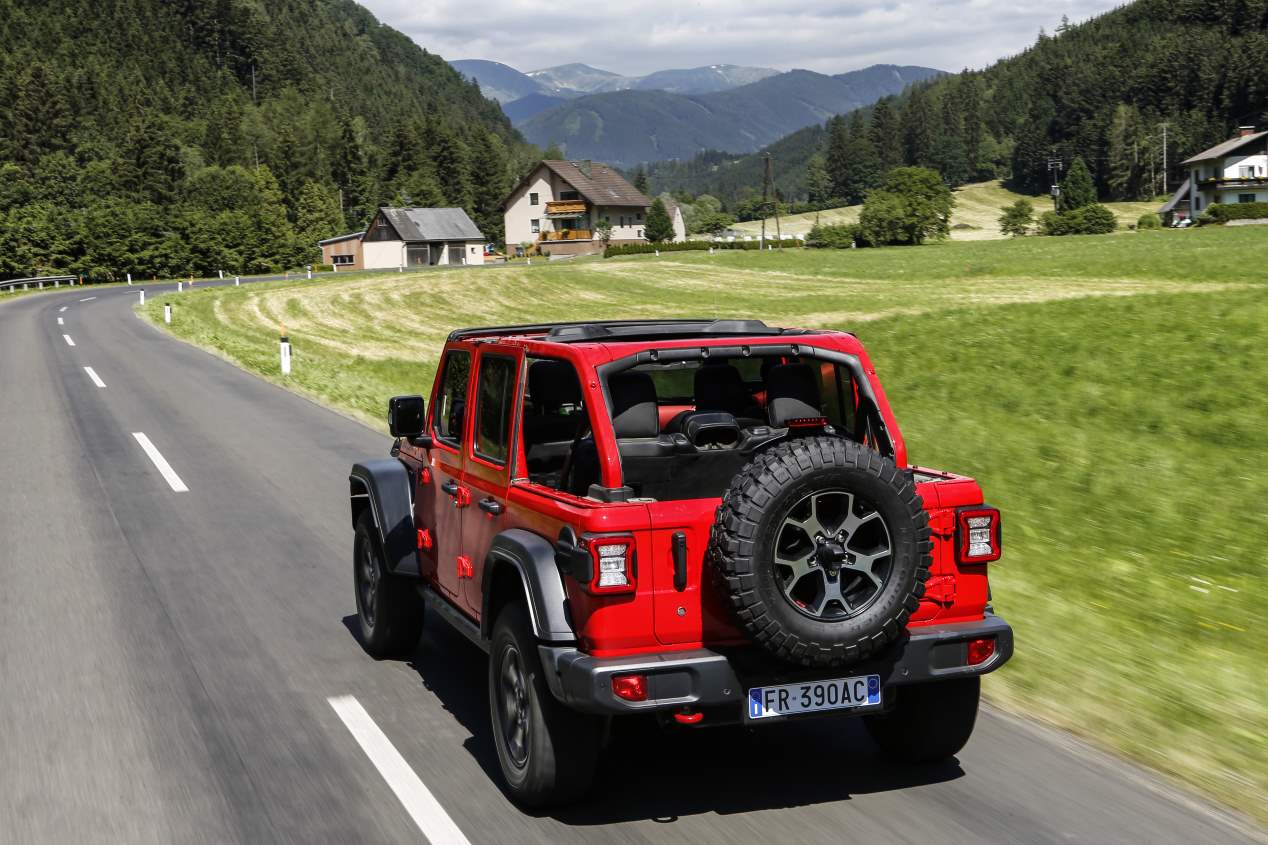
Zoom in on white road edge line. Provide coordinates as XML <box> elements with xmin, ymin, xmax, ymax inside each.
<box><xmin>84</xmin><ymin>366</ymin><xmax>106</xmax><ymax>388</ymax></box>
<box><xmin>63</xmin><ymin>334</ymin><xmax>75</xmax><ymax>347</ymax></box>
<box><xmin>58</xmin><ymin>306</ymin><xmax>68</xmax><ymax>312</ymax></box>
<box><xmin>79</xmin><ymin>296</ymin><xmax>96</xmax><ymax>302</ymax></box>
<box><xmin>57</xmin><ymin>317</ymin><xmax>64</xmax><ymax>325</ymax></box>
<box><xmin>131</xmin><ymin>432</ymin><xmax>189</xmax><ymax>493</ymax></box>
<box><xmin>328</xmin><ymin>695</ymin><xmax>471</xmax><ymax>845</ymax></box>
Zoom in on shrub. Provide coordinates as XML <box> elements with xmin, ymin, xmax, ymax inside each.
<box><xmin>805</xmin><ymin>223</ymin><xmax>862</xmax><ymax>248</ymax></box>
<box><xmin>603</xmin><ymin>239</ymin><xmax>800</xmax><ymax>258</ymax></box>
<box><xmin>1197</xmin><ymin>201</ymin><xmax>1268</xmax><ymax>225</ymax></box>
<box><xmin>1039</xmin><ymin>204</ymin><xmax>1118</xmax><ymax>236</ymax></box>
<box><xmin>999</xmin><ymin>199</ymin><xmax>1035</xmax><ymax>237</ymax></box>
<box><xmin>1137</xmin><ymin>212</ymin><xmax>1162</xmax><ymax>230</ymax></box>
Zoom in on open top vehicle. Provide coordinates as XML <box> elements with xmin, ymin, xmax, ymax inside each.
<box><xmin>348</xmin><ymin>318</ymin><xmax>1012</xmax><ymax>806</ymax></box>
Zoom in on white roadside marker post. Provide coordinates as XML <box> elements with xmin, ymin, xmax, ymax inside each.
<box><xmin>307</xmin><ymin>265</ymin><xmax>313</xmax><ymax>280</ymax></box>
<box><xmin>164</xmin><ymin>302</ymin><xmax>172</xmax><ymax>324</ymax></box>
<box><xmin>139</xmin><ymin>289</ymin><xmax>145</xmax><ymax>306</ymax></box>
<box><xmin>177</xmin><ymin>281</ymin><xmax>183</xmax><ymax>293</ymax></box>
<box><xmin>655</xmin><ymin>249</ymin><xmax>660</xmax><ymax>257</ymax></box>
<box><xmin>127</xmin><ymin>273</ymin><xmax>132</xmax><ymax>285</ymax></box>
<box><xmin>218</xmin><ymin>270</ymin><xmax>224</xmax><ymax>279</ymax></box>
<box><xmin>235</xmin><ymin>275</ymin><xmax>241</xmax><ymax>286</ymax></box>
<box><xmin>279</xmin><ymin>331</ymin><xmax>292</xmax><ymax>376</ymax></box>
<box><xmin>38</xmin><ymin>281</ymin><xmax>43</xmax><ymax>289</ymax></box>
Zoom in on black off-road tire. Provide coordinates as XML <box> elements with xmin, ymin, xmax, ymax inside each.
<box><xmin>489</xmin><ymin>603</ymin><xmax>602</xmax><ymax>808</ymax></box>
<box><xmin>353</xmin><ymin>511</ymin><xmax>424</xmax><ymax>658</ymax></box>
<box><xmin>864</xmin><ymin>677</ymin><xmax>980</xmax><ymax>763</ymax></box>
<box><xmin>710</xmin><ymin>436</ymin><xmax>931</xmax><ymax>667</ymax></box>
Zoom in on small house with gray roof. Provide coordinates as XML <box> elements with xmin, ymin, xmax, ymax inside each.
<box><xmin>319</xmin><ymin>207</ymin><xmax>486</xmax><ymax>271</ymax></box>
<box><xmin>501</xmin><ymin>160</ymin><xmax>685</xmax><ymax>257</ymax></box>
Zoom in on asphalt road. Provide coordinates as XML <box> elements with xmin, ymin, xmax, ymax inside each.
<box><xmin>1</xmin><ymin>284</ymin><xmax>1262</xmax><ymax>845</ymax></box>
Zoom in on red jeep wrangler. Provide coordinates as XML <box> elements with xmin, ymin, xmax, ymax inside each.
<box><xmin>349</xmin><ymin>319</ymin><xmax>1011</xmax><ymax>806</ymax></box>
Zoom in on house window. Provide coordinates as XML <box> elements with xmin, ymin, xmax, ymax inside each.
<box><xmin>638</xmin><ymin>229</ymin><xmax>643</xmax><ymax>239</ymax></box>
<box><xmin>331</xmin><ymin>254</ymin><xmax>354</xmax><ymax>265</ymax></box>
<box><xmin>529</xmin><ymin>192</ymin><xmax>539</xmax><ymax>206</ymax></box>
<box><xmin>560</xmin><ymin>190</ymin><xmax>580</xmax><ymax>201</ymax></box>
<box><xmin>1195</xmin><ymin>196</ymin><xmax>1202</xmax><ymax>210</ymax></box>
<box><xmin>530</xmin><ymin>219</ymin><xmax>540</xmax><ymax>234</ymax></box>
<box><xmin>1238</xmin><ymin>194</ymin><xmax>1257</xmax><ymax>203</ymax></box>
<box><xmin>637</xmin><ymin>212</ymin><xmax>643</xmax><ymax>221</ymax></box>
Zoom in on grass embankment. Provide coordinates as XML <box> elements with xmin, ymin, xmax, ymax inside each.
<box><xmin>140</xmin><ymin>226</ymin><xmax>1267</xmax><ymax>824</ymax></box>
<box><xmin>731</xmin><ymin>179</ymin><xmax>1163</xmax><ymax>239</ymax></box>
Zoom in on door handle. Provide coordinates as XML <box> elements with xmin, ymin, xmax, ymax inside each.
<box><xmin>672</xmin><ymin>531</ymin><xmax>688</xmax><ymax>591</ymax></box>
<box><xmin>478</xmin><ymin>497</ymin><xmax>504</xmax><ymax>516</ymax></box>
<box><xmin>441</xmin><ymin>479</ymin><xmax>459</xmax><ymax>496</ymax></box>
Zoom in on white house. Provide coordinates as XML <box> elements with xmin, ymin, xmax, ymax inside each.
<box><xmin>1164</xmin><ymin>127</ymin><xmax>1268</xmax><ymax>221</ymax></box>
<box><xmin>320</xmin><ymin>207</ymin><xmax>485</xmax><ymax>270</ymax></box>
<box><xmin>502</xmin><ymin>160</ymin><xmax>685</xmax><ymax>256</ymax></box>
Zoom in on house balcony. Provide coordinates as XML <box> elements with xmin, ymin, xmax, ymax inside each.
<box><xmin>545</xmin><ymin>200</ymin><xmax>589</xmax><ymax>217</ymax></box>
<box><xmin>540</xmin><ymin>229</ymin><xmax>592</xmax><ymax>242</ymax></box>
<box><xmin>1197</xmin><ymin>176</ymin><xmax>1268</xmax><ymax>190</ymax></box>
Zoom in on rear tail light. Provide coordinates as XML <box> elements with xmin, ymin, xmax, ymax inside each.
<box><xmin>967</xmin><ymin>637</ymin><xmax>996</xmax><ymax>666</ymax></box>
<box><xmin>957</xmin><ymin>507</ymin><xmax>1001</xmax><ymax>563</ymax></box>
<box><xmin>611</xmin><ymin>674</ymin><xmax>647</xmax><ymax>701</ymax></box>
<box><xmin>588</xmin><ymin>536</ymin><xmax>636</xmax><ymax>594</ymax></box>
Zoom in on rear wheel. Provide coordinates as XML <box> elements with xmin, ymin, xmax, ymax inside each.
<box><xmin>863</xmin><ymin>677</ymin><xmax>980</xmax><ymax>763</ymax></box>
<box><xmin>353</xmin><ymin>511</ymin><xmax>423</xmax><ymax>657</ymax></box>
<box><xmin>489</xmin><ymin>603</ymin><xmax>601</xmax><ymax>807</ymax></box>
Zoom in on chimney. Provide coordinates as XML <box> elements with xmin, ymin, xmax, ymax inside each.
<box><xmin>1239</xmin><ymin>125</ymin><xmax>1256</xmax><ymax>137</ymax></box>
<box><xmin>579</xmin><ymin>159</ymin><xmax>592</xmax><ymax>178</ymax></box>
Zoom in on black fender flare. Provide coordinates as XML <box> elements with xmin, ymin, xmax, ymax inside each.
<box><xmin>480</xmin><ymin>529</ymin><xmax>575</xmax><ymax>643</ymax></box>
<box><xmin>349</xmin><ymin>459</ymin><xmax>418</xmax><ymax>577</ymax></box>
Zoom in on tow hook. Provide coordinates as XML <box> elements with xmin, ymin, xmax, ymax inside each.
<box><xmin>673</xmin><ymin>708</ymin><xmax>704</xmax><ymax>725</ymax></box>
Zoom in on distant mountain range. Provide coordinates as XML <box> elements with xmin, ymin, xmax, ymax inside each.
<box><xmin>519</xmin><ymin>65</ymin><xmax>943</xmax><ymax>167</ymax></box>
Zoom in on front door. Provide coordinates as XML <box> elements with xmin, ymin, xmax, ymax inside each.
<box><xmin>424</xmin><ymin>346</ymin><xmax>473</xmax><ymax>601</ymax></box>
<box><xmin>460</xmin><ymin>346</ymin><xmax>523</xmax><ymax>615</ymax></box>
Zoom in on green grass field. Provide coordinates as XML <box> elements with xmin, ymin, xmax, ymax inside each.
<box><xmin>731</xmin><ymin>180</ymin><xmax>1163</xmax><ymax>239</ymax></box>
<box><xmin>138</xmin><ymin>226</ymin><xmax>1267</xmax><ymax>824</ymax></box>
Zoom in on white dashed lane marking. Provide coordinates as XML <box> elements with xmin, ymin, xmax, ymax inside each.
<box><xmin>57</xmin><ymin>317</ymin><xmax>64</xmax><ymax>325</ymax></box>
<box><xmin>78</xmin><ymin>296</ymin><xmax>96</xmax><ymax>302</ymax></box>
<box><xmin>328</xmin><ymin>695</ymin><xmax>471</xmax><ymax>845</ymax></box>
<box><xmin>63</xmin><ymin>334</ymin><xmax>75</xmax><ymax>347</ymax></box>
<box><xmin>84</xmin><ymin>367</ymin><xmax>106</xmax><ymax>388</ymax></box>
<box><xmin>131</xmin><ymin>432</ymin><xmax>189</xmax><ymax>493</ymax></box>
<box><xmin>58</xmin><ymin>306</ymin><xmax>68</xmax><ymax>312</ymax></box>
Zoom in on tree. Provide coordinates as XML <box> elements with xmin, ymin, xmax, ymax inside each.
<box><xmin>805</xmin><ymin>154</ymin><xmax>832</xmax><ymax>206</ymax></box>
<box><xmin>823</xmin><ymin>116</ymin><xmax>850</xmax><ymax>202</ymax></box>
<box><xmin>470</xmin><ymin>131</ymin><xmax>511</xmax><ymax>241</ymax></box>
<box><xmin>294</xmin><ymin>181</ymin><xmax>345</xmax><ymax>259</ymax></box>
<box><xmin>11</xmin><ymin>63</ymin><xmax>71</xmax><ymax>168</ymax></box>
<box><xmin>632</xmin><ymin>167</ymin><xmax>650</xmax><ymax>195</ymax></box>
<box><xmin>1106</xmin><ymin>105</ymin><xmax>1152</xmax><ymax>201</ymax></box>
<box><xmin>932</xmin><ymin>94</ymin><xmax>970</xmax><ymax>187</ymax></box>
<box><xmin>870</xmin><ymin>100</ymin><xmax>902</xmax><ymax>174</ymax></box>
<box><xmin>999</xmin><ymin>199</ymin><xmax>1035</xmax><ymax>236</ymax></box>
<box><xmin>427</xmin><ymin>124</ymin><xmax>472</xmax><ymax>210</ymax></box>
<box><xmin>595</xmin><ymin>220</ymin><xmax>613</xmax><ymax>248</ymax></box>
<box><xmin>841</xmin><ymin>112</ymin><xmax>883</xmax><ymax>203</ymax></box>
<box><xmin>858</xmin><ymin>167</ymin><xmax>953</xmax><ymax>246</ymax></box>
<box><xmin>900</xmin><ymin>86</ymin><xmax>936</xmax><ymax>169</ymax></box>
<box><xmin>644</xmin><ymin>197</ymin><xmax>674</xmax><ymax>243</ymax></box>
<box><xmin>1059</xmin><ymin>157</ymin><xmax>1097</xmax><ymax>211</ymax></box>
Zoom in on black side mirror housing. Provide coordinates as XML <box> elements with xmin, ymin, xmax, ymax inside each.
<box><xmin>388</xmin><ymin>395</ymin><xmax>426</xmax><ymax>439</ymax></box>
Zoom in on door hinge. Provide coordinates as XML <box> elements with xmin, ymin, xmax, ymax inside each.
<box><xmin>928</xmin><ymin>509</ymin><xmax>956</xmax><ymax>537</ymax></box>
<box><xmin>923</xmin><ymin>574</ymin><xmax>956</xmax><ymax>605</ymax></box>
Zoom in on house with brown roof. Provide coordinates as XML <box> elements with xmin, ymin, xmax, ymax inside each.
<box><xmin>501</xmin><ymin>160</ymin><xmax>685</xmax><ymax>256</ymax></box>
<box><xmin>1171</xmin><ymin>126</ymin><xmax>1268</xmax><ymax>219</ymax></box>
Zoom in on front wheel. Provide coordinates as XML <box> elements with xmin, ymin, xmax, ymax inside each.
<box><xmin>488</xmin><ymin>603</ymin><xmax>601</xmax><ymax>807</ymax></box>
<box><xmin>863</xmin><ymin>676</ymin><xmax>980</xmax><ymax>763</ymax></box>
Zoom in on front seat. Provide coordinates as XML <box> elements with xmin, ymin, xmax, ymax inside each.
<box><xmin>764</xmin><ymin>363</ymin><xmax>822</xmax><ymax>426</ymax></box>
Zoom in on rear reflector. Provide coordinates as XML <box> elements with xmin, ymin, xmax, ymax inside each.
<box><xmin>611</xmin><ymin>674</ymin><xmax>647</xmax><ymax>702</ymax></box>
<box><xmin>673</xmin><ymin>709</ymin><xmax>704</xmax><ymax>725</ymax></box>
<box><xmin>967</xmin><ymin>637</ymin><xmax>996</xmax><ymax>666</ymax></box>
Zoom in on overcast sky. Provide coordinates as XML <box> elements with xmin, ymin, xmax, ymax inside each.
<box><xmin>359</xmin><ymin>0</ymin><xmax>1118</xmax><ymax>76</ymax></box>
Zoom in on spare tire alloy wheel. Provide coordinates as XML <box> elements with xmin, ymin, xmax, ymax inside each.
<box><xmin>776</xmin><ymin>490</ymin><xmax>893</xmax><ymax>620</ymax></box>
<box><xmin>711</xmin><ymin>437</ymin><xmax>931</xmax><ymax>667</ymax></box>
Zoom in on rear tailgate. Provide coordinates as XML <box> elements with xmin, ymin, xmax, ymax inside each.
<box><xmin>644</xmin><ymin>499</ymin><xmax>744</xmax><ymax>646</ymax></box>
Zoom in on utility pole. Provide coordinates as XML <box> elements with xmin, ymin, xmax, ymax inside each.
<box><xmin>760</xmin><ymin>154</ymin><xmax>769</xmax><ymax>250</ymax></box>
<box><xmin>1047</xmin><ymin>156</ymin><xmax>1064</xmax><ymax>212</ymax></box>
<box><xmin>1159</xmin><ymin>122</ymin><xmax>1169</xmax><ymax>195</ymax></box>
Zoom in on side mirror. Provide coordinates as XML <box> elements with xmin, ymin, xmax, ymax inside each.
<box><xmin>388</xmin><ymin>395</ymin><xmax>426</xmax><ymax>439</ymax></box>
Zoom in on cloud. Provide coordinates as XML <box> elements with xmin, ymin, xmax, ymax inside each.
<box><xmin>358</xmin><ymin>0</ymin><xmax>1117</xmax><ymax>76</ymax></box>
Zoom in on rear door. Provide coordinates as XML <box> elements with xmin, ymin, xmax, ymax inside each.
<box><xmin>646</xmin><ymin>500</ymin><xmax>742</xmax><ymax>646</ymax></box>
<box><xmin>423</xmin><ymin>345</ymin><xmax>473</xmax><ymax>602</ymax></box>
<box><xmin>460</xmin><ymin>346</ymin><xmax>524</xmax><ymax>615</ymax></box>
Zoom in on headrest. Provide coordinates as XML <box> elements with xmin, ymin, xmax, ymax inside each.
<box><xmin>694</xmin><ymin>364</ymin><xmax>750</xmax><ymax>416</ymax></box>
<box><xmin>765</xmin><ymin>363</ymin><xmax>822</xmax><ymax>426</ymax></box>
<box><xmin>609</xmin><ymin>371</ymin><xmax>659</xmax><ymax>438</ymax></box>
<box><xmin>528</xmin><ymin>359</ymin><xmax>581</xmax><ymax>411</ymax></box>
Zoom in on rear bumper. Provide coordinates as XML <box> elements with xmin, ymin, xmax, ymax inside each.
<box><xmin>538</xmin><ymin>613</ymin><xmax>1013</xmax><ymax>716</ymax></box>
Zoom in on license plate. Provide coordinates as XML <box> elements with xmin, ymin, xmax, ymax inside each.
<box><xmin>747</xmin><ymin>674</ymin><xmax>881</xmax><ymax>720</ymax></box>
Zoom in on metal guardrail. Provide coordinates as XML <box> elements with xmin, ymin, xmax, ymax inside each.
<box><xmin>0</xmin><ymin>275</ymin><xmax>78</xmax><ymax>292</ymax></box>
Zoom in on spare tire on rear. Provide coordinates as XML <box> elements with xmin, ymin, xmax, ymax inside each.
<box><xmin>709</xmin><ymin>436</ymin><xmax>931</xmax><ymax>667</ymax></box>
